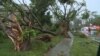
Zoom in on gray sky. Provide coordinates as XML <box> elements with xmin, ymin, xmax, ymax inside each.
<box><xmin>14</xmin><ymin>0</ymin><xmax>100</xmax><ymax>14</ymax></box>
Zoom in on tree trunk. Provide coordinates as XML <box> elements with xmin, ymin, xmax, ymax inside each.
<box><xmin>20</xmin><ymin>37</ymin><xmax>31</xmax><ymax>51</ymax></box>
<box><xmin>7</xmin><ymin>35</ymin><xmax>31</xmax><ymax>51</ymax></box>
<box><xmin>2</xmin><ymin>12</ymin><xmax>31</xmax><ymax>51</ymax></box>
<box><xmin>59</xmin><ymin>20</ymin><xmax>70</xmax><ymax>38</ymax></box>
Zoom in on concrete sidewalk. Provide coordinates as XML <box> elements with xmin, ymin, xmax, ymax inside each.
<box><xmin>45</xmin><ymin>32</ymin><xmax>74</xmax><ymax>56</ymax></box>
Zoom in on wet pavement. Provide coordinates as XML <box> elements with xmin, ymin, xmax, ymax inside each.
<box><xmin>45</xmin><ymin>32</ymin><xmax>74</xmax><ymax>56</ymax></box>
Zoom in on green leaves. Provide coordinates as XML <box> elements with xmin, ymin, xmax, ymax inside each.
<box><xmin>90</xmin><ymin>15</ymin><xmax>100</xmax><ymax>25</ymax></box>
<box><xmin>58</xmin><ymin>0</ymin><xmax>68</xmax><ymax>3</ymax></box>
<box><xmin>67</xmin><ymin>10</ymin><xmax>77</xmax><ymax>20</ymax></box>
<box><xmin>82</xmin><ymin>11</ymin><xmax>90</xmax><ymax>19</ymax></box>
<box><xmin>59</xmin><ymin>0</ymin><xmax>75</xmax><ymax>4</ymax></box>
<box><xmin>23</xmin><ymin>29</ymin><xmax>38</xmax><ymax>38</ymax></box>
<box><xmin>30</xmin><ymin>0</ymin><xmax>55</xmax><ymax>26</ymax></box>
<box><xmin>80</xmin><ymin>2</ymin><xmax>86</xmax><ymax>6</ymax></box>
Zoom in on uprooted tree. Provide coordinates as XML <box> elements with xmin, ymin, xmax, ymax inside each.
<box><xmin>0</xmin><ymin>0</ymin><xmax>56</xmax><ymax>51</ymax></box>
<box><xmin>0</xmin><ymin>0</ymin><xmax>90</xmax><ymax>51</ymax></box>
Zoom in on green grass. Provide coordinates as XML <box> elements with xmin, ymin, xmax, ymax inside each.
<box><xmin>70</xmin><ymin>36</ymin><xmax>99</xmax><ymax>56</ymax></box>
<box><xmin>0</xmin><ymin>35</ymin><xmax>99</xmax><ymax>56</ymax></box>
<box><xmin>0</xmin><ymin>36</ymin><xmax>63</xmax><ymax>56</ymax></box>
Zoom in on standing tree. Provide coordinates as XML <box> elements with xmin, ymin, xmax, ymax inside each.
<box><xmin>49</xmin><ymin>0</ymin><xmax>89</xmax><ymax>38</ymax></box>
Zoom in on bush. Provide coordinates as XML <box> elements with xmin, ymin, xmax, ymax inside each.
<box><xmin>0</xmin><ymin>31</ymin><xmax>5</xmax><ymax>43</ymax></box>
<box><xmin>23</xmin><ymin>29</ymin><xmax>40</xmax><ymax>39</ymax></box>
<box><xmin>73</xmin><ymin>31</ymin><xmax>87</xmax><ymax>38</ymax></box>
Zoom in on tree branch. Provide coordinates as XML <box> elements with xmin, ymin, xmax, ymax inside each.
<box><xmin>21</xmin><ymin>0</ymin><xmax>43</xmax><ymax>29</ymax></box>
<box><xmin>31</xmin><ymin>26</ymin><xmax>57</xmax><ymax>36</ymax></box>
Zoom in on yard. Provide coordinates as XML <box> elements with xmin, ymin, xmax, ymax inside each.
<box><xmin>0</xmin><ymin>35</ymin><xmax>99</xmax><ymax>56</ymax></box>
<box><xmin>70</xmin><ymin>36</ymin><xmax>98</xmax><ymax>56</ymax></box>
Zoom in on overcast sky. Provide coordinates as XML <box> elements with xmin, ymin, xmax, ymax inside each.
<box><xmin>85</xmin><ymin>0</ymin><xmax>100</xmax><ymax>14</ymax></box>
<box><xmin>14</xmin><ymin>0</ymin><xmax>100</xmax><ymax>14</ymax></box>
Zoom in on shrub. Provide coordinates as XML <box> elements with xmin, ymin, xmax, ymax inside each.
<box><xmin>0</xmin><ymin>31</ymin><xmax>5</xmax><ymax>43</ymax></box>
<box><xmin>73</xmin><ymin>31</ymin><xmax>87</xmax><ymax>38</ymax></box>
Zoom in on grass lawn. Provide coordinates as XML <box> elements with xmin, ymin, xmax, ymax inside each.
<box><xmin>0</xmin><ymin>36</ymin><xmax>63</xmax><ymax>56</ymax></box>
<box><xmin>0</xmin><ymin>35</ymin><xmax>99</xmax><ymax>56</ymax></box>
<box><xmin>70</xmin><ymin>36</ymin><xmax>99</xmax><ymax>56</ymax></box>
